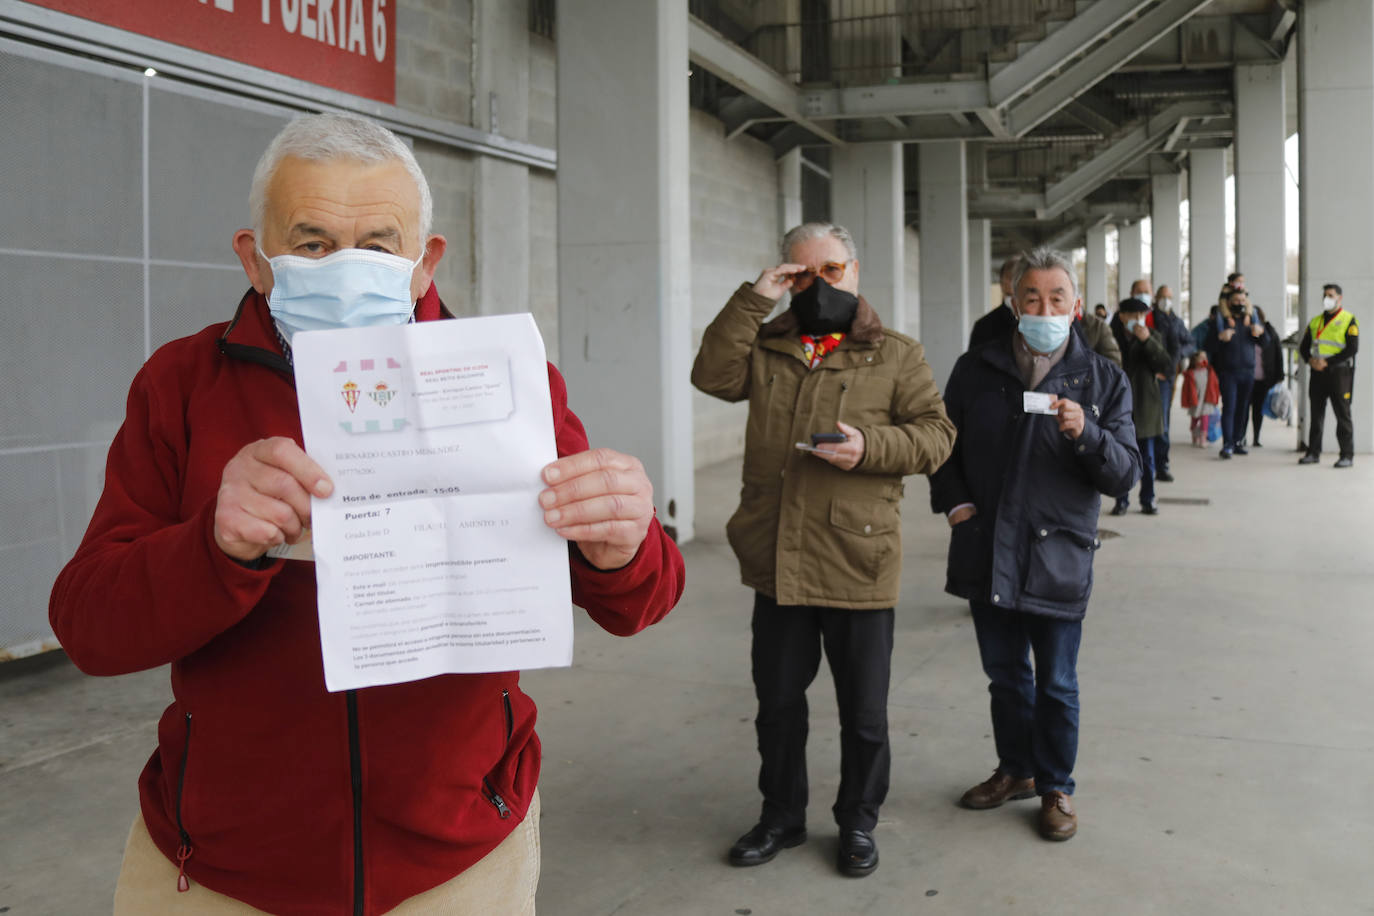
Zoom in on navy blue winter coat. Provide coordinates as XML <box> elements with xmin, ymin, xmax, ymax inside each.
<box><xmin>929</xmin><ymin>330</ymin><xmax>1141</xmax><ymax>621</ymax></box>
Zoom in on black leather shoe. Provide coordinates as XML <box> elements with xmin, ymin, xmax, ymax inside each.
<box><xmin>1299</xmin><ymin>454</ymin><xmax>1320</xmax><ymax>465</ymax></box>
<box><xmin>1335</xmin><ymin>456</ymin><xmax>1354</xmax><ymax>468</ymax></box>
<box><xmin>1110</xmin><ymin>502</ymin><xmax>1128</xmax><ymax>516</ymax></box>
<box><xmin>838</xmin><ymin>829</ymin><xmax>878</xmax><ymax>877</ymax></box>
<box><xmin>1141</xmin><ymin>502</ymin><xmax>1159</xmax><ymax>515</ymax></box>
<box><xmin>1220</xmin><ymin>449</ymin><xmax>1232</xmax><ymax>459</ymax></box>
<box><xmin>1233</xmin><ymin>445</ymin><xmax>1249</xmax><ymax>456</ymax></box>
<box><xmin>1155</xmin><ymin>469</ymin><xmax>1174</xmax><ymax>482</ymax></box>
<box><xmin>728</xmin><ymin>823</ymin><xmax>806</xmax><ymax>867</ymax></box>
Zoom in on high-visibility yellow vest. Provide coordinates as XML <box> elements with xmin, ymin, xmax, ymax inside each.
<box><xmin>1309</xmin><ymin>308</ymin><xmax>1356</xmax><ymax>358</ymax></box>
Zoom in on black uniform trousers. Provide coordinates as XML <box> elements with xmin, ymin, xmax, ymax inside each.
<box><xmin>1308</xmin><ymin>365</ymin><xmax>1355</xmax><ymax>459</ymax></box>
<box><xmin>750</xmin><ymin>592</ymin><xmax>893</xmax><ymax>833</ymax></box>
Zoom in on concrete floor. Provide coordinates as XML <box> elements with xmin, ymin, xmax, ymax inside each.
<box><xmin>4</xmin><ymin>411</ymin><xmax>1374</xmax><ymax>915</ymax></box>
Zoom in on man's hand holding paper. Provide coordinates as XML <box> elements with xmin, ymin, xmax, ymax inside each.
<box><xmin>540</xmin><ymin>448</ymin><xmax>655</xmax><ymax>571</ymax></box>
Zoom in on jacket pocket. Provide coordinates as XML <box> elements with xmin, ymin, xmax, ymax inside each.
<box><xmin>828</xmin><ymin>497</ymin><xmax>900</xmax><ymax>581</ymax></box>
<box><xmin>945</xmin><ymin>515</ymin><xmax>991</xmax><ymax>593</ymax></box>
<box><xmin>1022</xmin><ymin>524</ymin><xmax>1099</xmax><ymax>603</ymax></box>
<box><xmin>484</xmin><ymin>688</ymin><xmax>519</xmax><ymax>821</ymax></box>
<box><xmin>725</xmin><ymin>484</ymin><xmax>776</xmax><ymax>577</ymax></box>
<box><xmin>174</xmin><ymin>711</ymin><xmax>195</xmax><ymax>891</ymax></box>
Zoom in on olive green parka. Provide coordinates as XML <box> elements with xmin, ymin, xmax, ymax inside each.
<box><xmin>691</xmin><ymin>283</ymin><xmax>956</xmax><ymax>609</ymax></box>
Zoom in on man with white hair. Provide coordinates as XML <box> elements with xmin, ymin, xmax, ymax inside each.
<box><xmin>931</xmin><ymin>247</ymin><xmax>1139</xmax><ymax>842</ymax></box>
<box><xmin>50</xmin><ymin>112</ymin><xmax>685</xmax><ymax>914</ymax></box>
<box><xmin>692</xmin><ymin>222</ymin><xmax>955</xmax><ymax>878</ymax></box>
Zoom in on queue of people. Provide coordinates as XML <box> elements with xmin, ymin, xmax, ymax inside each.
<box><xmin>45</xmin><ymin>110</ymin><xmax>1357</xmax><ymax>912</ymax></box>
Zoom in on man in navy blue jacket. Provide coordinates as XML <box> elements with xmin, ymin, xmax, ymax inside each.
<box><xmin>930</xmin><ymin>247</ymin><xmax>1140</xmax><ymax>842</ymax></box>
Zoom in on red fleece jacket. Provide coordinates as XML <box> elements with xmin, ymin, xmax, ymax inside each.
<box><xmin>49</xmin><ymin>287</ymin><xmax>685</xmax><ymax>915</ymax></box>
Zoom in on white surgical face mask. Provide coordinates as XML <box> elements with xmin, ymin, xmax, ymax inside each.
<box><xmin>1324</xmin><ymin>296</ymin><xmax>1338</xmax><ymax>312</ymax></box>
<box><xmin>1160</xmin><ymin>297</ymin><xmax>1172</xmax><ymax>311</ymax></box>
<box><xmin>1137</xmin><ymin>292</ymin><xmax>1151</xmax><ymax>304</ymax></box>
<box><xmin>259</xmin><ymin>245</ymin><xmax>423</xmax><ymax>343</ymax></box>
<box><xmin>1018</xmin><ymin>311</ymin><xmax>1073</xmax><ymax>353</ymax></box>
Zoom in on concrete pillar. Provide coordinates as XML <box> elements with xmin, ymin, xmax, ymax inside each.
<box><xmin>1299</xmin><ymin>0</ymin><xmax>1374</xmax><ymax>454</ymax></box>
<box><xmin>1117</xmin><ymin>220</ymin><xmax>1143</xmax><ymax>300</ymax></box>
<box><xmin>778</xmin><ymin>148</ymin><xmax>803</xmax><ymax>238</ymax></box>
<box><xmin>473</xmin><ymin>0</ymin><xmax>530</xmax><ymax>317</ymax></box>
<box><xmin>968</xmin><ymin>219</ymin><xmax>992</xmax><ymax>317</ymax></box>
<box><xmin>918</xmin><ymin>141</ymin><xmax>968</xmax><ymax>388</ymax></box>
<box><xmin>557</xmin><ymin>0</ymin><xmax>694</xmax><ymax>541</ymax></box>
<box><xmin>1151</xmin><ymin>172</ymin><xmax>1182</xmax><ymax>300</ymax></box>
<box><xmin>1189</xmin><ymin>148</ymin><xmax>1228</xmax><ymax>324</ymax></box>
<box><xmin>1086</xmin><ymin>223</ymin><xmax>1108</xmax><ymax>312</ymax></box>
<box><xmin>831</xmin><ymin>143</ymin><xmax>905</xmax><ymax>332</ymax></box>
<box><xmin>1235</xmin><ymin>63</ymin><xmax>1288</xmax><ymax>323</ymax></box>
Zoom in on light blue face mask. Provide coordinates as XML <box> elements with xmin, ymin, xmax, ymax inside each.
<box><xmin>259</xmin><ymin>245</ymin><xmax>423</xmax><ymax>343</ymax></box>
<box><xmin>1017</xmin><ymin>311</ymin><xmax>1073</xmax><ymax>353</ymax></box>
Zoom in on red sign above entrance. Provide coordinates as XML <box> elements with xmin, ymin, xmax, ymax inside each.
<box><xmin>26</xmin><ymin>0</ymin><xmax>397</xmax><ymax>103</ymax></box>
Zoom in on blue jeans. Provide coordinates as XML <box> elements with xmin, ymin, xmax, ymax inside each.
<box><xmin>1218</xmin><ymin>371</ymin><xmax>1255</xmax><ymax>450</ymax></box>
<box><xmin>970</xmin><ymin>602</ymin><xmax>1082</xmax><ymax>795</ymax></box>
<box><xmin>1115</xmin><ymin>436</ymin><xmax>1154</xmax><ymax>509</ymax></box>
<box><xmin>1154</xmin><ymin>377</ymin><xmax>1173</xmax><ymax>471</ymax></box>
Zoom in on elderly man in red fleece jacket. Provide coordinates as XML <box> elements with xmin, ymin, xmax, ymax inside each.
<box><xmin>49</xmin><ymin>112</ymin><xmax>685</xmax><ymax>916</ymax></box>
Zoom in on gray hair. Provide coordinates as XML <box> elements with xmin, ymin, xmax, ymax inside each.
<box><xmin>1011</xmin><ymin>246</ymin><xmax>1079</xmax><ymax>303</ymax></box>
<box><xmin>780</xmin><ymin>221</ymin><xmax>859</xmax><ymax>263</ymax></box>
<box><xmin>249</xmin><ymin>112</ymin><xmax>433</xmax><ymax>241</ymax></box>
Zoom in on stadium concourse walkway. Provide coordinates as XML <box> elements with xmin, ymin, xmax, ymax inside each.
<box><xmin>3</xmin><ymin>411</ymin><xmax>1373</xmax><ymax>915</ymax></box>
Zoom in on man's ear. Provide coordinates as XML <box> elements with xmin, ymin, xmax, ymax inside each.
<box><xmin>412</xmin><ymin>234</ymin><xmax>448</xmax><ymax>301</ymax></box>
<box><xmin>232</xmin><ymin>230</ymin><xmax>268</xmax><ymax>295</ymax></box>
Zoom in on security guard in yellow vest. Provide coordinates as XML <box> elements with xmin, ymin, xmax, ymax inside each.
<box><xmin>1299</xmin><ymin>283</ymin><xmax>1358</xmax><ymax>467</ymax></box>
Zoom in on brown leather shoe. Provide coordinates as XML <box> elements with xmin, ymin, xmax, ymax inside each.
<box><xmin>1039</xmin><ymin>791</ymin><xmax>1077</xmax><ymax>841</ymax></box>
<box><xmin>959</xmin><ymin>769</ymin><xmax>1036</xmax><ymax>809</ymax></box>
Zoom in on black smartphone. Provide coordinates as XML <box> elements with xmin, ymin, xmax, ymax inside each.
<box><xmin>811</xmin><ymin>432</ymin><xmax>847</xmax><ymax>445</ymax></box>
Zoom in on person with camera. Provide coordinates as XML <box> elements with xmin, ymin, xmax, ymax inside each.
<box><xmin>692</xmin><ymin>221</ymin><xmax>955</xmax><ymax>878</ymax></box>
<box><xmin>1205</xmin><ymin>287</ymin><xmax>1264</xmax><ymax>458</ymax></box>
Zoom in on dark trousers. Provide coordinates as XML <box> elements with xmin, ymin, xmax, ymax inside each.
<box><xmin>1154</xmin><ymin>376</ymin><xmax>1173</xmax><ymax>471</ymax></box>
<box><xmin>1308</xmin><ymin>366</ymin><xmax>1355</xmax><ymax>458</ymax></box>
<box><xmin>970</xmin><ymin>601</ymin><xmax>1082</xmax><ymax>795</ymax></box>
<box><xmin>1114</xmin><ymin>436</ymin><xmax>1154</xmax><ymax>509</ymax></box>
<box><xmin>1218</xmin><ymin>371</ymin><xmax>1255</xmax><ymax>450</ymax></box>
<box><xmin>751</xmin><ymin>592</ymin><xmax>893</xmax><ymax>832</ymax></box>
<box><xmin>1246</xmin><ymin>379</ymin><xmax>1271</xmax><ymax>445</ymax></box>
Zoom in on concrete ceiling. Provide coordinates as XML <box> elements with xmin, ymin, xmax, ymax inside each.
<box><xmin>687</xmin><ymin>0</ymin><xmax>1298</xmax><ymax>259</ymax></box>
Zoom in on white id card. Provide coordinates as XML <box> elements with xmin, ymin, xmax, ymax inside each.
<box><xmin>1023</xmin><ymin>391</ymin><xmax>1059</xmax><ymax>415</ymax></box>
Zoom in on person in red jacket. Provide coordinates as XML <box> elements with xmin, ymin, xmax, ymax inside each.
<box><xmin>49</xmin><ymin>112</ymin><xmax>685</xmax><ymax>916</ymax></box>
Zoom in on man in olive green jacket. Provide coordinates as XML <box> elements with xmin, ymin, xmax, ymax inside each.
<box><xmin>691</xmin><ymin>222</ymin><xmax>955</xmax><ymax>879</ymax></box>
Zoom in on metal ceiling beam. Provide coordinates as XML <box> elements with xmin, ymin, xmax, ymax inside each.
<box><xmin>987</xmin><ymin>0</ymin><xmax>1152</xmax><ymax>108</ymax></box>
<box><xmin>799</xmin><ymin>79</ymin><xmax>989</xmax><ymax>120</ymax></box>
<box><xmin>1006</xmin><ymin>0</ymin><xmax>1215</xmax><ymax>138</ymax></box>
<box><xmin>1041</xmin><ymin>99</ymin><xmax>1226</xmax><ymax>219</ymax></box>
<box><xmin>974</xmin><ymin>108</ymin><xmax>1012</xmax><ymax>139</ymax></box>
<box><xmin>1064</xmin><ymin>97</ymin><xmax>1120</xmax><ymax>139</ymax></box>
<box><xmin>687</xmin><ymin>16</ymin><xmax>845</xmax><ymax>147</ymax></box>
<box><xmin>719</xmin><ymin>96</ymin><xmax>785</xmax><ymax>140</ymax></box>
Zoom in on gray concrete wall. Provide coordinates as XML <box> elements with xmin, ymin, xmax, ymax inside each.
<box><xmin>398</xmin><ymin>0</ymin><xmax>560</xmax><ymax>360</ymax></box>
<box><xmin>689</xmin><ymin>108</ymin><xmax>782</xmax><ymax>468</ymax></box>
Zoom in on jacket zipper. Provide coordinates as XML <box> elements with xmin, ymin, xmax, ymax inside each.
<box><xmin>484</xmin><ymin>689</ymin><xmax>514</xmax><ymax>819</ymax></box>
<box><xmin>347</xmin><ymin>690</ymin><xmax>365</xmax><ymax>916</ymax></box>
<box><xmin>174</xmin><ymin>712</ymin><xmax>194</xmax><ymax>892</ymax></box>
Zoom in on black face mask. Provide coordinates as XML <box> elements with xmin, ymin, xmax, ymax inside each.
<box><xmin>790</xmin><ymin>278</ymin><xmax>859</xmax><ymax>335</ymax></box>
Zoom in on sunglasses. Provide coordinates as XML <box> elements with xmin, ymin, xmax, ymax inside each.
<box><xmin>791</xmin><ymin>261</ymin><xmax>849</xmax><ymax>285</ymax></box>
